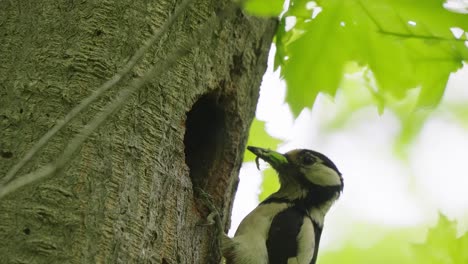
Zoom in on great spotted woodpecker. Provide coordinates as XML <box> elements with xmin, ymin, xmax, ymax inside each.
<box><xmin>221</xmin><ymin>146</ymin><xmax>343</xmax><ymax>264</ymax></box>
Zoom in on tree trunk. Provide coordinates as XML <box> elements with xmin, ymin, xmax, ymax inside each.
<box><xmin>0</xmin><ymin>0</ymin><xmax>276</xmax><ymax>263</ymax></box>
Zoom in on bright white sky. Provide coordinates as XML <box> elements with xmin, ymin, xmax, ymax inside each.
<box><xmin>229</xmin><ymin>47</ymin><xmax>468</xmax><ymax>252</ymax></box>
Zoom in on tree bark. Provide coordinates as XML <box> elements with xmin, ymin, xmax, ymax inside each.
<box><xmin>0</xmin><ymin>0</ymin><xmax>276</xmax><ymax>263</ymax></box>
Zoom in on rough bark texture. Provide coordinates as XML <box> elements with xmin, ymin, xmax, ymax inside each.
<box><xmin>0</xmin><ymin>0</ymin><xmax>276</xmax><ymax>263</ymax></box>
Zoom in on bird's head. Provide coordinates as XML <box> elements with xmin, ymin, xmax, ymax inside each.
<box><xmin>247</xmin><ymin>146</ymin><xmax>343</xmax><ymax>192</ymax></box>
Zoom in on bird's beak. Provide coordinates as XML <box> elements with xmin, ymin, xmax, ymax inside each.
<box><xmin>247</xmin><ymin>146</ymin><xmax>288</xmax><ymax>171</ymax></box>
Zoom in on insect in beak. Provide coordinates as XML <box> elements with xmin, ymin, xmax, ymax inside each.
<box><xmin>255</xmin><ymin>156</ymin><xmax>261</xmax><ymax>170</ymax></box>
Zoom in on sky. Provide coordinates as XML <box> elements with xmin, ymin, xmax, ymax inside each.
<box><xmin>229</xmin><ymin>47</ymin><xmax>468</xmax><ymax>252</ymax></box>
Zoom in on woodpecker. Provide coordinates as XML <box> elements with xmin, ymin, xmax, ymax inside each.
<box><xmin>221</xmin><ymin>146</ymin><xmax>343</xmax><ymax>264</ymax></box>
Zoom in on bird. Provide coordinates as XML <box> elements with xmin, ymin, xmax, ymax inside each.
<box><xmin>221</xmin><ymin>146</ymin><xmax>343</xmax><ymax>264</ymax></box>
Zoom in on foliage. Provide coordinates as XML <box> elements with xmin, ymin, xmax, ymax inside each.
<box><xmin>244</xmin><ymin>0</ymin><xmax>468</xmax><ymax>152</ymax></box>
<box><xmin>319</xmin><ymin>226</ymin><xmax>416</xmax><ymax>264</ymax></box>
<box><xmin>276</xmin><ymin>0</ymin><xmax>468</xmax><ymax>116</ymax></box>
<box><xmin>412</xmin><ymin>214</ymin><xmax>468</xmax><ymax>264</ymax></box>
<box><xmin>319</xmin><ymin>214</ymin><xmax>468</xmax><ymax>264</ymax></box>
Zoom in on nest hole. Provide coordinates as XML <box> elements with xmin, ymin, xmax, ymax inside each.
<box><xmin>184</xmin><ymin>94</ymin><xmax>227</xmax><ymax>196</ymax></box>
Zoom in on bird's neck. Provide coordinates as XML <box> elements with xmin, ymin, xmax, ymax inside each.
<box><xmin>266</xmin><ymin>181</ymin><xmax>341</xmax><ymax>225</ymax></box>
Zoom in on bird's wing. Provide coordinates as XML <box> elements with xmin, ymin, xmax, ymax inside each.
<box><xmin>266</xmin><ymin>207</ymin><xmax>316</xmax><ymax>264</ymax></box>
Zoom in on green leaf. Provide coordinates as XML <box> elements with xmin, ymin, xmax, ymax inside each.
<box><xmin>412</xmin><ymin>213</ymin><xmax>468</xmax><ymax>264</ymax></box>
<box><xmin>278</xmin><ymin>0</ymin><xmax>468</xmax><ymax>117</ymax></box>
<box><xmin>243</xmin><ymin>0</ymin><xmax>285</xmax><ymax>17</ymax></box>
<box><xmin>274</xmin><ymin>18</ymin><xmax>288</xmax><ymax>70</ymax></box>
<box><xmin>320</xmin><ymin>224</ymin><xmax>418</xmax><ymax>264</ymax></box>
<box><xmin>320</xmin><ymin>214</ymin><xmax>468</xmax><ymax>264</ymax></box>
<box><xmin>415</xmin><ymin>62</ymin><xmax>454</xmax><ymax>108</ymax></box>
<box><xmin>285</xmin><ymin>0</ymin><xmax>314</xmax><ymax>18</ymax></box>
<box><xmin>244</xmin><ymin>119</ymin><xmax>282</xmax><ymax>162</ymax></box>
<box><xmin>283</xmin><ymin>0</ymin><xmax>354</xmax><ymax>116</ymax></box>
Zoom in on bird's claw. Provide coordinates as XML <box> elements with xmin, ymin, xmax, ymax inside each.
<box><xmin>197</xmin><ymin>211</ymin><xmax>218</xmax><ymax>226</ymax></box>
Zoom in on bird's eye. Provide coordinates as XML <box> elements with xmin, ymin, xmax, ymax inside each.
<box><xmin>302</xmin><ymin>155</ymin><xmax>315</xmax><ymax>165</ymax></box>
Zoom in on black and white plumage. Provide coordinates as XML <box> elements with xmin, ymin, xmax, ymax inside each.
<box><xmin>221</xmin><ymin>146</ymin><xmax>343</xmax><ymax>264</ymax></box>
